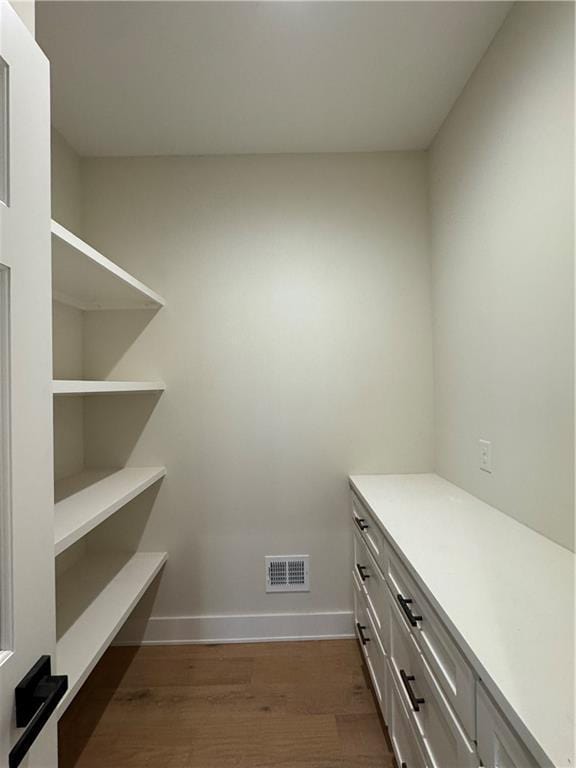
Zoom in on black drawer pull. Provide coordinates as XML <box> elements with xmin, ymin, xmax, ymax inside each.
<box><xmin>356</xmin><ymin>564</ymin><xmax>370</xmax><ymax>582</ymax></box>
<box><xmin>9</xmin><ymin>656</ymin><xmax>68</xmax><ymax>768</ymax></box>
<box><xmin>401</xmin><ymin>764</ymin><xmax>407</xmax><ymax>768</ymax></box>
<box><xmin>400</xmin><ymin>669</ymin><xmax>425</xmax><ymax>712</ymax></box>
<box><xmin>397</xmin><ymin>594</ymin><xmax>422</xmax><ymax>627</ymax></box>
<box><xmin>356</xmin><ymin>622</ymin><xmax>370</xmax><ymax>646</ymax></box>
<box><xmin>354</xmin><ymin>516</ymin><xmax>369</xmax><ymax>532</ymax></box>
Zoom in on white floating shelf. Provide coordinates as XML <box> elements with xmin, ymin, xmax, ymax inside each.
<box><xmin>52</xmin><ymin>220</ymin><xmax>166</xmax><ymax>310</ymax></box>
<box><xmin>55</xmin><ymin>467</ymin><xmax>166</xmax><ymax>555</ymax></box>
<box><xmin>56</xmin><ymin>551</ymin><xmax>167</xmax><ymax>714</ymax></box>
<box><xmin>53</xmin><ymin>380</ymin><xmax>166</xmax><ymax>396</ymax></box>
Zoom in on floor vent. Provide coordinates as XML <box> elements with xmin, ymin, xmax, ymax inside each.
<box><xmin>265</xmin><ymin>555</ymin><xmax>310</xmax><ymax>593</ymax></box>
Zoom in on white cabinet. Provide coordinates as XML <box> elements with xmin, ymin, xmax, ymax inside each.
<box><xmin>350</xmin><ymin>485</ymin><xmax>548</xmax><ymax>768</ymax></box>
<box><xmin>387</xmin><ymin>550</ymin><xmax>476</xmax><ymax>738</ymax></box>
<box><xmin>353</xmin><ymin>532</ymin><xmax>390</xmax><ymax>644</ymax></box>
<box><xmin>477</xmin><ymin>685</ymin><xmax>539</xmax><ymax>768</ymax></box>
<box><xmin>389</xmin><ymin>668</ymin><xmax>430</xmax><ymax>768</ymax></box>
<box><xmin>351</xmin><ymin>491</ymin><xmax>389</xmax><ymax>573</ymax></box>
<box><xmin>354</xmin><ymin>565</ymin><xmax>389</xmax><ymax>721</ymax></box>
<box><xmin>389</xmin><ymin>596</ymin><xmax>478</xmax><ymax>768</ymax></box>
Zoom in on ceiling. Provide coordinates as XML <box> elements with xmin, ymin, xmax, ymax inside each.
<box><xmin>36</xmin><ymin>1</ymin><xmax>511</xmax><ymax>157</ymax></box>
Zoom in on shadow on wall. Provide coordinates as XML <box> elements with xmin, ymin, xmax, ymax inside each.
<box><xmin>87</xmin><ymin>482</ymin><xmax>164</xmax><ymax>553</ymax></box>
<box><xmin>84</xmin><ymin>392</ymin><xmax>163</xmax><ymax>468</ymax></box>
<box><xmin>83</xmin><ymin>308</ymin><xmax>160</xmax><ymax>380</ymax></box>
<box><xmin>56</xmin><ymin>483</ymin><xmax>163</xmax><ymax>640</ymax></box>
<box><xmin>113</xmin><ymin>577</ymin><xmax>162</xmax><ymax>647</ymax></box>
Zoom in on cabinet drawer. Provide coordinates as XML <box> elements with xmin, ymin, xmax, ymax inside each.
<box><xmin>353</xmin><ymin>568</ymin><xmax>388</xmax><ymax>719</ymax></box>
<box><xmin>389</xmin><ymin>660</ymin><xmax>430</xmax><ymax>768</ymax></box>
<box><xmin>364</xmin><ymin>600</ymin><xmax>388</xmax><ymax>718</ymax></box>
<box><xmin>353</xmin><ymin>566</ymin><xmax>367</xmax><ymax>629</ymax></box>
<box><xmin>388</xmin><ymin>550</ymin><xmax>475</xmax><ymax>739</ymax></box>
<box><xmin>353</xmin><ymin>565</ymin><xmax>371</xmax><ymax>656</ymax></box>
<box><xmin>389</xmin><ymin>598</ymin><xmax>478</xmax><ymax>768</ymax></box>
<box><xmin>353</xmin><ymin>532</ymin><xmax>390</xmax><ymax>649</ymax></box>
<box><xmin>351</xmin><ymin>490</ymin><xmax>388</xmax><ymax>573</ymax></box>
<box><xmin>477</xmin><ymin>684</ymin><xmax>538</xmax><ymax>768</ymax></box>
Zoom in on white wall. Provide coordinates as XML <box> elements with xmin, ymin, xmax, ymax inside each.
<box><xmin>51</xmin><ymin>129</ymin><xmax>85</xmax><ymax>482</ymax></box>
<box><xmin>51</xmin><ymin>129</ymin><xmax>82</xmax><ymax>232</ymax></box>
<box><xmin>430</xmin><ymin>2</ymin><xmax>574</xmax><ymax>550</ymax></box>
<box><xmin>76</xmin><ymin>153</ymin><xmax>434</xmax><ymax>631</ymax></box>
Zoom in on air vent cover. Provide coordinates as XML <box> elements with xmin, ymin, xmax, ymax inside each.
<box><xmin>265</xmin><ymin>555</ymin><xmax>309</xmax><ymax>593</ymax></box>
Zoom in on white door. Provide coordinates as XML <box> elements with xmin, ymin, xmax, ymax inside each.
<box><xmin>0</xmin><ymin>2</ymin><xmax>57</xmax><ymax>767</ymax></box>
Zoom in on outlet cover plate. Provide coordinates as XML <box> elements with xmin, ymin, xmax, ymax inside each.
<box><xmin>479</xmin><ymin>439</ymin><xmax>493</xmax><ymax>473</ymax></box>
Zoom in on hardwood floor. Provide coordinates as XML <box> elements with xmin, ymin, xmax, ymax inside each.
<box><xmin>59</xmin><ymin>639</ymin><xmax>396</xmax><ymax>768</ymax></box>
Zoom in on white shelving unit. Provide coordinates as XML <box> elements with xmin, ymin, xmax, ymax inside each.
<box><xmin>55</xmin><ymin>467</ymin><xmax>167</xmax><ymax>554</ymax></box>
<box><xmin>52</xmin><ymin>220</ymin><xmax>165</xmax><ymax>310</ymax></box>
<box><xmin>56</xmin><ymin>551</ymin><xmax>168</xmax><ymax>713</ymax></box>
<box><xmin>51</xmin><ymin>220</ymin><xmax>167</xmax><ymax>715</ymax></box>
<box><xmin>53</xmin><ymin>380</ymin><xmax>166</xmax><ymax>396</ymax></box>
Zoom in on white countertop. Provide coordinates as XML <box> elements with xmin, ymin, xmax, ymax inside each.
<box><xmin>349</xmin><ymin>473</ymin><xmax>575</xmax><ymax>768</ymax></box>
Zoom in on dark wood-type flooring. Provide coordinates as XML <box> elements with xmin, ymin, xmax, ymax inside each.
<box><xmin>59</xmin><ymin>639</ymin><xmax>396</xmax><ymax>768</ymax></box>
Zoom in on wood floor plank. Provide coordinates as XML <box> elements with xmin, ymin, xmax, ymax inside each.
<box><xmin>249</xmin><ymin>760</ymin><xmax>393</xmax><ymax>768</ymax></box>
<box><xmin>69</xmin><ymin>684</ymin><xmax>289</xmax><ymax>728</ymax></box>
<box><xmin>58</xmin><ymin>639</ymin><xmax>395</xmax><ymax>768</ymax></box>
<box><xmin>251</xmin><ymin>654</ymin><xmax>364</xmax><ymax>687</ymax></box>
<box><xmin>130</xmin><ymin>639</ymin><xmax>358</xmax><ymax>660</ymax></box>
<box><xmin>186</xmin><ymin>713</ymin><xmax>342</xmax><ymax>766</ymax></box>
<box><xmin>111</xmin><ymin>656</ymin><xmax>254</xmax><ymax>688</ymax></box>
<box><xmin>336</xmin><ymin>713</ymin><xmax>393</xmax><ymax>758</ymax></box>
<box><xmin>61</xmin><ymin>740</ymin><xmax>193</xmax><ymax>768</ymax></box>
<box><xmin>253</xmin><ymin>681</ymin><xmax>376</xmax><ymax>716</ymax></box>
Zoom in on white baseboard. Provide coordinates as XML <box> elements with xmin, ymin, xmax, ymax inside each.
<box><xmin>115</xmin><ymin>610</ymin><xmax>355</xmax><ymax>645</ymax></box>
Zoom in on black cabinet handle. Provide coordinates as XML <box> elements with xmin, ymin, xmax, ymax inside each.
<box><xmin>9</xmin><ymin>656</ymin><xmax>68</xmax><ymax>768</ymax></box>
<box><xmin>400</xmin><ymin>669</ymin><xmax>425</xmax><ymax>712</ymax></box>
<box><xmin>354</xmin><ymin>516</ymin><xmax>369</xmax><ymax>532</ymax></box>
<box><xmin>356</xmin><ymin>622</ymin><xmax>370</xmax><ymax>646</ymax></box>
<box><xmin>397</xmin><ymin>594</ymin><xmax>422</xmax><ymax>627</ymax></box>
<box><xmin>402</xmin><ymin>764</ymin><xmax>407</xmax><ymax>768</ymax></box>
<box><xmin>355</xmin><ymin>564</ymin><xmax>370</xmax><ymax>582</ymax></box>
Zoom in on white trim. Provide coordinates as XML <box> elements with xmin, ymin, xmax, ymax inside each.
<box><xmin>53</xmin><ymin>379</ymin><xmax>166</xmax><ymax>396</ymax></box>
<box><xmin>114</xmin><ymin>610</ymin><xmax>355</xmax><ymax>645</ymax></box>
<box><xmin>0</xmin><ymin>264</ymin><xmax>12</xmax><ymax>654</ymax></box>
<box><xmin>52</xmin><ymin>220</ymin><xmax>165</xmax><ymax>309</ymax></box>
<box><xmin>54</xmin><ymin>467</ymin><xmax>166</xmax><ymax>555</ymax></box>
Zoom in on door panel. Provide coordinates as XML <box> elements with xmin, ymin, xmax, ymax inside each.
<box><xmin>0</xmin><ymin>2</ymin><xmax>54</xmax><ymax>766</ymax></box>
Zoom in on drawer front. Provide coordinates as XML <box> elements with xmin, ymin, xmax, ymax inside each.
<box><xmin>353</xmin><ymin>566</ymin><xmax>371</xmax><ymax>658</ymax></box>
<box><xmin>477</xmin><ymin>685</ymin><xmax>538</xmax><ymax>768</ymax></box>
<box><xmin>354</xmin><ymin>532</ymin><xmax>390</xmax><ymax>649</ymax></box>
<box><xmin>353</xmin><ymin>566</ymin><xmax>388</xmax><ymax>719</ymax></box>
<box><xmin>351</xmin><ymin>490</ymin><xmax>388</xmax><ymax>573</ymax></box>
<box><xmin>389</xmin><ymin>660</ymin><xmax>430</xmax><ymax>768</ymax></box>
<box><xmin>389</xmin><ymin>598</ymin><xmax>479</xmax><ymax>768</ymax></box>
<box><xmin>364</xmin><ymin>600</ymin><xmax>388</xmax><ymax>718</ymax></box>
<box><xmin>388</xmin><ymin>551</ymin><xmax>476</xmax><ymax>739</ymax></box>
<box><xmin>353</xmin><ymin>566</ymin><xmax>367</xmax><ymax>630</ymax></box>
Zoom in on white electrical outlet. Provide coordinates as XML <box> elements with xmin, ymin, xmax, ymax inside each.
<box><xmin>479</xmin><ymin>439</ymin><xmax>492</xmax><ymax>473</ymax></box>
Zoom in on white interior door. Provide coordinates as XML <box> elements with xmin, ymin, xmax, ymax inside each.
<box><xmin>0</xmin><ymin>2</ymin><xmax>57</xmax><ymax>767</ymax></box>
